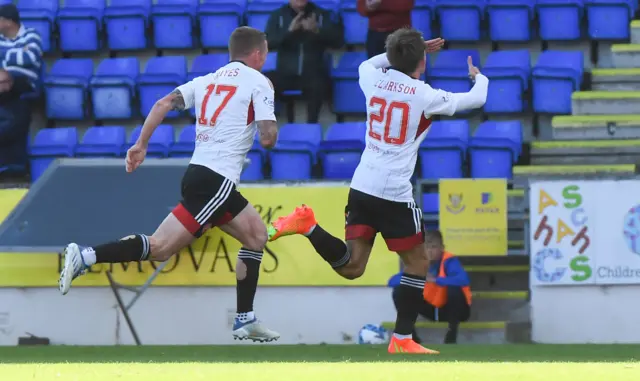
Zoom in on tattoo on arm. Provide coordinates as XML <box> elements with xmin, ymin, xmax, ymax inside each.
<box><xmin>257</xmin><ymin>120</ymin><xmax>278</xmax><ymax>147</ymax></box>
<box><xmin>169</xmin><ymin>90</ymin><xmax>186</xmax><ymax>111</ymax></box>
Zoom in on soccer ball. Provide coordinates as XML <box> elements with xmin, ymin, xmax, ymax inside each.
<box><xmin>358</xmin><ymin>324</ymin><xmax>389</xmax><ymax>344</ymax></box>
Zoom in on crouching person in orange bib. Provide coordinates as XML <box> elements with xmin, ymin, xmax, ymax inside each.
<box><xmin>392</xmin><ymin>230</ymin><xmax>471</xmax><ymax>344</ymax></box>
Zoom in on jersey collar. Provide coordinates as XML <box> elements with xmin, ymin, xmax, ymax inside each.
<box><xmin>388</xmin><ymin>66</ymin><xmax>419</xmax><ymax>80</ymax></box>
<box><xmin>229</xmin><ymin>60</ymin><xmax>248</xmax><ymax>66</ymax></box>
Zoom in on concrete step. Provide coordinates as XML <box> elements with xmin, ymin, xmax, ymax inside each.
<box><xmin>630</xmin><ymin>20</ymin><xmax>640</xmax><ymax>45</ymax></box>
<box><xmin>551</xmin><ymin>114</ymin><xmax>640</xmax><ymax>139</ymax></box>
<box><xmin>513</xmin><ymin>164</ymin><xmax>637</xmax><ymax>179</ymax></box>
<box><xmin>611</xmin><ymin>44</ymin><xmax>640</xmax><ymax>68</ymax></box>
<box><xmin>467</xmin><ymin>265</ymin><xmax>529</xmax><ymax>291</ymax></box>
<box><xmin>382</xmin><ymin>321</ymin><xmax>509</xmax><ymax>344</ymax></box>
<box><xmin>591</xmin><ymin>68</ymin><xmax>640</xmax><ymax>91</ymax></box>
<box><xmin>469</xmin><ymin>291</ymin><xmax>529</xmax><ymax>321</ymax></box>
<box><xmin>571</xmin><ymin>91</ymin><xmax>640</xmax><ymax>115</ymax></box>
<box><xmin>531</xmin><ymin>139</ymin><xmax>640</xmax><ymax>165</ymax></box>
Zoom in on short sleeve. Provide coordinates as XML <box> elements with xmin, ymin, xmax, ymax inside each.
<box><xmin>175</xmin><ymin>79</ymin><xmax>197</xmax><ymax>109</ymax></box>
<box><xmin>422</xmin><ymin>83</ymin><xmax>457</xmax><ymax>117</ymax></box>
<box><xmin>252</xmin><ymin>75</ymin><xmax>276</xmax><ymax>122</ymax></box>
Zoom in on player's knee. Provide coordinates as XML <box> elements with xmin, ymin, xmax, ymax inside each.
<box><xmin>402</xmin><ymin>253</ymin><xmax>429</xmax><ymax>277</ymax></box>
<box><xmin>242</xmin><ymin>223</ymin><xmax>268</xmax><ymax>252</ymax></box>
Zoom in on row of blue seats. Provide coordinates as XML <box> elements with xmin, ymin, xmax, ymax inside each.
<box><xmin>29</xmin><ymin>120</ymin><xmax>522</xmax><ymax>183</ymax></box>
<box><xmin>333</xmin><ymin>49</ymin><xmax>584</xmax><ymax>115</ymax></box>
<box><xmin>18</xmin><ymin>0</ymin><xmax>636</xmax><ymax>52</ymax></box>
<box><xmin>44</xmin><ymin>48</ymin><xmax>583</xmax><ymax>121</ymax></box>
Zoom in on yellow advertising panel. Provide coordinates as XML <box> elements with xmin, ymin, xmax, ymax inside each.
<box><xmin>438</xmin><ymin>179</ymin><xmax>507</xmax><ymax>256</ymax></box>
<box><xmin>0</xmin><ymin>186</ymin><xmax>399</xmax><ymax>287</ymax></box>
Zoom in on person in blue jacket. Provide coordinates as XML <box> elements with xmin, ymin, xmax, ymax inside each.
<box><xmin>389</xmin><ymin>230</ymin><xmax>471</xmax><ymax>344</ymax></box>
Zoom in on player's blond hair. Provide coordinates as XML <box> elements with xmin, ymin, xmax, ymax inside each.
<box><xmin>385</xmin><ymin>28</ymin><xmax>426</xmax><ymax>76</ymax></box>
<box><xmin>228</xmin><ymin>26</ymin><xmax>267</xmax><ymax>59</ymax></box>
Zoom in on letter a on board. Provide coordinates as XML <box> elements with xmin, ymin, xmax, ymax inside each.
<box><xmin>556</xmin><ymin>219</ymin><xmax>575</xmax><ymax>243</ymax></box>
<box><xmin>538</xmin><ymin>189</ymin><xmax>558</xmax><ymax>214</ymax></box>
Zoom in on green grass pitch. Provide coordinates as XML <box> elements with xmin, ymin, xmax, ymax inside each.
<box><xmin>1</xmin><ymin>344</ymin><xmax>639</xmax><ymax>381</ymax></box>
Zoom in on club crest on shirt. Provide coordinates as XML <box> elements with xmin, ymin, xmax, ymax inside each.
<box><xmin>446</xmin><ymin>193</ymin><xmax>465</xmax><ymax>214</ymax></box>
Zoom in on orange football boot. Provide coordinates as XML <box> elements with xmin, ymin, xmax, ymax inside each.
<box><xmin>267</xmin><ymin>205</ymin><xmax>318</xmax><ymax>242</ymax></box>
<box><xmin>387</xmin><ymin>336</ymin><xmax>440</xmax><ymax>354</ymax></box>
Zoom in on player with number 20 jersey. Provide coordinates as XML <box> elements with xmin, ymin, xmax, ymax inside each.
<box><xmin>268</xmin><ymin>28</ymin><xmax>488</xmax><ymax>354</ymax></box>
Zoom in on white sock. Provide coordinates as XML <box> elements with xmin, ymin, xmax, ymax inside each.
<box><xmin>236</xmin><ymin>311</ymin><xmax>255</xmax><ymax>323</ymax></box>
<box><xmin>81</xmin><ymin>247</ymin><xmax>96</xmax><ymax>266</ymax></box>
<box><xmin>303</xmin><ymin>224</ymin><xmax>317</xmax><ymax>236</ymax></box>
<box><xmin>393</xmin><ymin>333</ymin><xmax>412</xmax><ymax>340</ymax></box>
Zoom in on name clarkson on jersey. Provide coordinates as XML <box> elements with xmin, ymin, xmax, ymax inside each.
<box><xmin>374</xmin><ymin>80</ymin><xmax>417</xmax><ymax>95</ymax></box>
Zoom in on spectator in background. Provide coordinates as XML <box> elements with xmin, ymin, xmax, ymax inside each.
<box><xmin>0</xmin><ymin>4</ymin><xmax>42</xmax><ymax>174</ymax></box>
<box><xmin>265</xmin><ymin>0</ymin><xmax>344</xmax><ymax>123</ymax></box>
<box><xmin>357</xmin><ymin>0</ymin><xmax>415</xmax><ymax>58</ymax></box>
<box><xmin>389</xmin><ymin>230</ymin><xmax>471</xmax><ymax>344</ymax></box>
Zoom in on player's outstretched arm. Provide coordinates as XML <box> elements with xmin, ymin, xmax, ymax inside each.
<box><xmin>136</xmin><ymin>90</ymin><xmax>185</xmax><ymax>147</ymax></box>
<box><xmin>423</xmin><ymin>56</ymin><xmax>488</xmax><ymax>116</ymax></box>
<box><xmin>257</xmin><ymin>120</ymin><xmax>278</xmax><ymax>149</ymax></box>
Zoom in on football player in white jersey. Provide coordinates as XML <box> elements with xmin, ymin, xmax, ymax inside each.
<box><xmin>59</xmin><ymin>27</ymin><xmax>281</xmax><ymax>343</ymax></box>
<box><xmin>268</xmin><ymin>28</ymin><xmax>488</xmax><ymax>353</ymax></box>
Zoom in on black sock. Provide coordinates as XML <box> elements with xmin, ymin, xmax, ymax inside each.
<box><xmin>94</xmin><ymin>234</ymin><xmax>151</xmax><ymax>263</ymax></box>
<box><xmin>306</xmin><ymin>225</ymin><xmax>351</xmax><ymax>268</ymax></box>
<box><xmin>394</xmin><ymin>273</ymin><xmax>426</xmax><ymax>336</ymax></box>
<box><xmin>236</xmin><ymin>248</ymin><xmax>262</xmax><ymax>314</ymax></box>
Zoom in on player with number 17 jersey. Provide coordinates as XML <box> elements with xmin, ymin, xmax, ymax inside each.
<box><xmin>177</xmin><ymin>60</ymin><xmax>275</xmax><ymax>185</ymax></box>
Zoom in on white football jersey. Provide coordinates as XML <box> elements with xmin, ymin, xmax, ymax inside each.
<box><xmin>350</xmin><ymin>54</ymin><xmax>489</xmax><ymax>203</ymax></box>
<box><xmin>176</xmin><ymin>61</ymin><xmax>276</xmax><ymax>184</ymax></box>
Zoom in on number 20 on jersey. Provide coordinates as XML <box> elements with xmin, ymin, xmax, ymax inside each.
<box><xmin>368</xmin><ymin>96</ymin><xmax>410</xmax><ymax>145</ymax></box>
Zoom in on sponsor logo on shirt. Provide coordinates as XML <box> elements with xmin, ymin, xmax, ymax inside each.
<box><xmin>263</xmin><ymin>96</ymin><xmax>274</xmax><ymax>108</ymax></box>
<box><xmin>442</xmin><ymin>92</ymin><xmax>451</xmax><ymax>103</ymax></box>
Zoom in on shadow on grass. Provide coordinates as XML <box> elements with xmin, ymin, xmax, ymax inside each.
<box><xmin>0</xmin><ymin>344</ymin><xmax>639</xmax><ymax>364</ymax></box>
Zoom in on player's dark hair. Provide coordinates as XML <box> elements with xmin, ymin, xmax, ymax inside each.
<box><xmin>228</xmin><ymin>26</ymin><xmax>267</xmax><ymax>59</ymax></box>
<box><xmin>424</xmin><ymin>230</ymin><xmax>444</xmax><ymax>247</ymax></box>
<box><xmin>385</xmin><ymin>28</ymin><xmax>426</xmax><ymax>76</ymax></box>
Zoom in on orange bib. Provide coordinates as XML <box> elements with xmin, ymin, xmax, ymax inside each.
<box><xmin>423</xmin><ymin>251</ymin><xmax>472</xmax><ymax>308</ymax></box>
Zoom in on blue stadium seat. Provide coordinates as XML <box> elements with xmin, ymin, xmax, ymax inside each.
<box><xmin>262</xmin><ymin>52</ymin><xmax>277</xmax><ymax>73</ymax></box>
<box><xmin>537</xmin><ymin>0</ymin><xmax>584</xmax><ymax>41</ymax></box>
<box><xmin>332</xmin><ymin>51</ymin><xmax>367</xmax><ymax>114</ymax></box>
<box><xmin>482</xmin><ymin>50</ymin><xmax>531</xmax><ymax>113</ymax></box>
<box><xmin>57</xmin><ymin>0</ymin><xmax>104</xmax><ymax>52</ymax></box>
<box><xmin>428</xmin><ymin>50</ymin><xmax>481</xmax><ymax>113</ymax></box>
<box><xmin>413</xmin><ymin>0</ymin><xmax>434</xmax><ymax>40</ymax></box>
<box><xmin>126</xmin><ymin>124</ymin><xmax>174</xmax><ymax>158</ymax></box>
<box><xmin>242</xmin><ymin>134</ymin><xmax>265</xmax><ymax>181</ymax></box>
<box><xmin>18</xmin><ymin>0</ymin><xmax>58</xmax><ymax>52</ymax></box>
<box><xmin>198</xmin><ymin>0</ymin><xmax>245</xmax><ymax>48</ymax></box>
<box><xmin>151</xmin><ymin>0</ymin><xmax>197</xmax><ymax>49</ymax></box>
<box><xmin>586</xmin><ymin>0</ymin><xmax>635</xmax><ymax>40</ymax></box>
<box><xmin>44</xmin><ymin>59</ymin><xmax>94</xmax><ymax>120</ymax></box>
<box><xmin>469</xmin><ymin>120</ymin><xmax>523</xmax><ymax>178</ymax></box>
<box><xmin>75</xmin><ymin>126</ymin><xmax>127</xmax><ymax>157</ymax></box>
<box><xmin>29</xmin><ymin>127</ymin><xmax>77</xmax><ymax>182</ymax></box>
<box><xmin>315</xmin><ymin>0</ymin><xmax>340</xmax><ymax>13</ymax></box>
<box><xmin>138</xmin><ymin>56</ymin><xmax>187</xmax><ymax>118</ymax></box>
<box><xmin>422</xmin><ymin>193</ymin><xmax>440</xmax><ymax>215</ymax></box>
<box><xmin>320</xmin><ymin>122</ymin><xmax>366</xmax><ymax>179</ymax></box>
<box><xmin>487</xmin><ymin>0</ymin><xmax>535</xmax><ymax>42</ymax></box>
<box><xmin>436</xmin><ymin>0</ymin><xmax>484</xmax><ymax>41</ymax></box>
<box><xmin>532</xmin><ymin>50</ymin><xmax>583</xmax><ymax>114</ymax></box>
<box><xmin>419</xmin><ymin>120</ymin><xmax>469</xmax><ymax>179</ymax></box>
<box><xmin>170</xmin><ymin>125</ymin><xmax>195</xmax><ymax>157</ymax></box>
<box><xmin>339</xmin><ymin>1</ymin><xmax>368</xmax><ymax>45</ymax></box>
<box><xmin>247</xmin><ymin>1</ymin><xmax>282</xmax><ymax>31</ymax></box>
<box><xmin>104</xmin><ymin>0</ymin><xmax>151</xmax><ymax>50</ymax></box>
<box><xmin>189</xmin><ymin>53</ymin><xmax>229</xmax><ymax>80</ymax></box>
<box><xmin>90</xmin><ymin>57</ymin><xmax>140</xmax><ymax>120</ymax></box>
<box><xmin>270</xmin><ymin>123</ymin><xmax>322</xmax><ymax>180</ymax></box>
